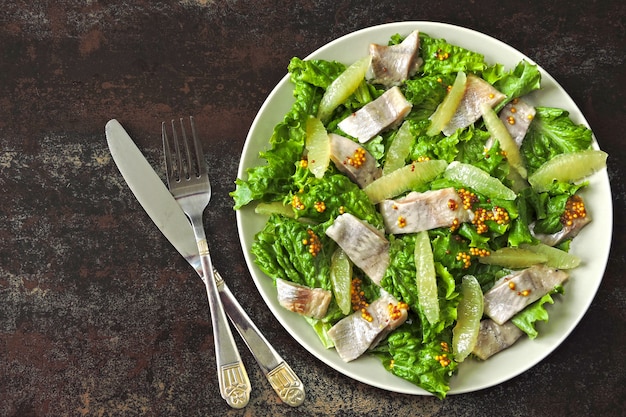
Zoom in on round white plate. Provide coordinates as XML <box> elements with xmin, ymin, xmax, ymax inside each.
<box><xmin>235</xmin><ymin>22</ymin><xmax>613</xmax><ymax>395</ymax></box>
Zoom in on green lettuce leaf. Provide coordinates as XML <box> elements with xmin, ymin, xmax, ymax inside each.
<box><xmin>521</xmin><ymin>107</ymin><xmax>593</xmax><ymax>175</ymax></box>
<box><xmin>420</xmin><ymin>34</ymin><xmax>487</xmax><ymax>75</ymax></box>
<box><xmin>372</xmin><ymin>323</ymin><xmax>458</xmax><ymax>399</ymax></box>
<box><xmin>482</xmin><ymin>61</ymin><xmax>542</xmax><ymax>111</ymax></box>
<box><xmin>402</xmin><ymin>75</ymin><xmax>451</xmax><ymax>120</ymax></box>
<box><xmin>251</xmin><ymin>214</ymin><xmax>334</xmax><ymax>289</ymax></box>
<box><xmin>231</xmin><ymin>58</ymin><xmax>347</xmax><ymax>209</ymax></box>
<box><xmin>512</xmin><ymin>286</ymin><xmax>564</xmax><ymax>339</ymax></box>
<box><xmin>289</xmin><ymin>173</ymin><xmax>383</xmax><ymax>227</ymax></box>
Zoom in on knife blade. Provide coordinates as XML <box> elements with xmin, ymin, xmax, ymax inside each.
<box><xmin>105</xmin><ymin>119</ymin><xmax>305</xmax><ymax>407</ymax></box>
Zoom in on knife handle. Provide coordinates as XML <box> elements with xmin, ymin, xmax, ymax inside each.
<box><xmin>214</xmin><ymin>269</ymin><xmax>305</xmax><ymax>407</ymax></box>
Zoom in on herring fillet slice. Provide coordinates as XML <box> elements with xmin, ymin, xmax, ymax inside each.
<box><xmin>472</xmin><ymin>319</ymin><xmax>524</xmax><ymax>360</ymax></box>
<box><xmin>325</xmin><ymin>213</ymin><xmax>390</xmax><ymax>285</ymax></box>
<box><xmin>483</xmin><ymin>265</ymin><xmax>568</xmax><ymax>325</ymax></box>
<box><xmin>338</xmin><ymin>86</ymin><xmax>412</xmax><ymax>143</ymax></box>
<box><xmin>327</xmin><ymin>292</ymin><xmax>408</xmax><ymax>362</ymax></box>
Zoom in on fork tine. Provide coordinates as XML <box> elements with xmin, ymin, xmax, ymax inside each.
<box><xmin>171</xmin><ymin>119</ymin><xmax>187</xmax><ymax>180</ymax></box>
<box><xmin>188</xmin><ymin>116</ymin><xmax>206</xmax><ymax>176</ymax></box>
<box><xmin>176</xmin><ymin>118</ymin><xmax>194</xmax><ymax>179</ymax></box>
<box><xmin>162</xmin><ymin>121</ymin><xmax>175</xmax><ymax>186</ymax></box>
<box><xmin>161</xmin><ymin>115</ymin><xmax>249</xmax><ymax>407</ymax></box>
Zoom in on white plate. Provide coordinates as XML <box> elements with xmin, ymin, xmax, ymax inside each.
<box><xmin>235</xmin><ymin>22</ymin><xmax>613</xmax><ymax>395</ymax></box>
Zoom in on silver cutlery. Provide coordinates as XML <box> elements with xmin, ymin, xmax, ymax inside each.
<box><xmin>162</xmin><ymin>116</ymin><xmax>251</xmax><ymax>408</ymax></box>
<box><xmin>105</xmin><ymin>118</ymin><xmax>305</xmax><ymax>408</ymax></box>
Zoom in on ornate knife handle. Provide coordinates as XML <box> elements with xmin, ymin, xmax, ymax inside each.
<box><xmin>267</xmin><ymin>362</ymin><xmax>306</xmax><ymax>406</ymax></box>
<box><xmin>213</xmin><ymin>268</ymin><xmax>305</xmax><ymax>407</ymax></box>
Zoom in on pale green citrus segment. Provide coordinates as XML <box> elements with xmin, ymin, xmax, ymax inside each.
<box><xmin>427</xmin><ymin>71</ymin><xmax>467</xmax><ymax>136</ymax></box>
<box><xmin>520</xmin><ymin>243</ymin><xmax>581</xmax><ymax>269</ymax></box>
<box><xmin>383</xmin><ymin>121</ymin><xmax>415</xmax><ymax>175</ymax></box>
<box><xmin>363</xmin><ymin>159</ymin><xmax>448</xmax><ymax>204</ymax></box>
<box><xmin>330</xmin><ymin>247</ymin><xmax>353</xmax><ymax>315</ymax></box>
<box><xmin>528</xmin><ymin>149</ymin><xmax>608</xmax><ymax>192</ymax></box>
<box><xmin>254</xmin><ymin>201</ymin><xmax>295</xmax><ymax>217</ymax></box>
<box><xmin>478</xmin><ymin>247</ymin><xmax>548</xmax><ymax>268</ymax></box>
<box><xmin>480</xmin><ymin>102</ymin><xmax>527</xmax><ymax>178</ymax></box>
<box><xmin>317</xmin><ymin>56</ymin><xmax>372</xmax><ymax>122</ymax></box>
<box><xmin>305</xmin><ymin>116</ymin><xmax>331</xmax><ymax>179</ymax></box>
<box><xmin>452</xmin><ymin>275</ymin><xmax>483</xmax><ymax>363</ymax></box>
<box><xmin>414</xmin><ymin>231</ymin><xmax>439</xmax><ymax>325</ymax></box>
<box><xmin>444</xmin><ymin>161</ymin><xmax>517</xmax><ymax>200</ymax></box>
<box><xmin>506</xmin><ymin>167</ymin><xmax>530</xmax><ymax>193</ymax></box>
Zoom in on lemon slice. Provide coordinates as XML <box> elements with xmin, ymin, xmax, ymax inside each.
<box><xmin>452</xmin><ymin>275</ymin><xmax>483</xmax><ymax>363</ymax></box>
<box><xmin>317</xmin><ymin>56</ymin><xmax>372</xmax><ymax>122</ymax></box>
<box><xmin>305</xmin><ymin>116</ymin><xmax>331</xmax><ymax>179</ymax></box>
<box><xmin>426</xmin><ymin>71</ymin><xmax>467</xmax><ymax>136</ymax></box>
<box><xmin>528</xmin><ymin>149</ymin><xmax>608</xmax><ymax>192</ymax></box>
<box><xmin>330</xmin><ymin>247</ymin><xmax>352</xmax><ymax>315</ymax></box>
<box><xmin>415</xmin><ymin>231</ymin><xmax>439</xmax><ymax>325</ymax></box>
<box><xmin>363</xmin><ymin>159</ymin><xmax>448</xmax><ymax>204</ymax></box>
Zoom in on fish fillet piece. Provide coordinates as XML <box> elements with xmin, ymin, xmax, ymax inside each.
<box><xmin>367</xmin><ymin>29</ymin><xmax>422</xmax><ymax>87</ymax></box>
<box><xmin>530</xmin><ymin>195</ymin><xmax>591</xmax><ymax>247</ymax></box>
<box><xmin>499</xmin><ymin>99</ymin><xmax>536</xmax><ymax>147</ymax></box>
<box><xmin>276</xmin><ymin>278</ymin><xmax>332</xmax><ymax>319</ymax></box>
<box><xmin>329</xmin><ymin>133</ymin><xmax>382</xmax><ymax>188</ymax></box>
<box><xmin>442</xmin><ymin>75</ymin><xmax>505</xmax><ymax>136</ymax></box>
<box><xmin>328</xmin><ymin>291</ymin><xmax>408</xmax><ymax>362</ymax></box>
<box><xmin>472</xmin><ymin>319</ymin><xmax>524</xmax><ymax>360</ymax></box>
<box><xmin>379</xmin><ymin>187</ymin><xmax>473</xmax><ymax>234</ymax></box>
<box><xmin>325</xmin><ymin>213</ymin><xmax>390</xmax><ymax>285</ymax></box>
<box><xmin>338</xmin><ymin>86</ymin><xmax>412</xmax><ymax>143</ymax></box>
<box><xmin>483</xmin><ymin>265</ymin><xmax>568</xmax><ymax>325</ymax></box>
<box><xmin>531</xmin><ymin>216</ymin><xmax>591</xmax><ymax>247</ymax></box>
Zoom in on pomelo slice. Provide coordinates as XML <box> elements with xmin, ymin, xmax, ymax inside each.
<box><xmin>478</xmin><ymin>247</ymin><xmax>548</xmax><ymax>268</ymax></box>
<box><xmin>383</xmin><ymin>121</ymin><xmax>414</xmax><ymax>175</ymax></box>
<box><xmin>528</xmin><ymin>149</ymin><xmax>608</xmax><ymax>192</ymax></box>
<box><xmin>520</xmin><ymin>243</ymin><xmax>581</xmax><ymax>269</ymax></box>
<box><xmin>317</xmin><ymin>56</ymin><xmax>371</xmax><ymax>122</ymax></box>
<box><xmin>363</xmin><ymin>159</ymin><xmax>448</xmax><ymax>204</ymax></box>
<box><xmin>426</xmin><ymin>71</ymin><xmax>467</xmax><ymax>136</ymax></box>
<box><xmin>444</xmin><ymin>161</ymin><xmax>517</xmax><ymax>200</ymax></box>
<box><xmin>305</xmin><ymin>116</ymin><xmax>330</xmax><ymax>179</ymax></box>
<box><xmin>330</xmin><ymin>247</ymin><xmax>352</xmax><ymax>315</ymax></box>
<box><xmin>452</xmin><ymin>275</ymin><xmax>483</xmax><ymax>362</ymax></box>
<box><xmin>481</xmin><ymin>102</ymin><xmax>527</xmax><ymax>178</ymax></box>
<box><xmin>414</xmin><ymin>231</ymin><xmax>439</xmax><ymax>325</ymax></box>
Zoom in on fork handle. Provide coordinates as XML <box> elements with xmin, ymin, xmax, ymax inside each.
<box><xmin>191</xmin><ymin>219</ymin><xmax>251</xmax><ymax>409</ymax></box>
<box><xmin>214</xmin><ymin>270</ymin><xmax>305</xmax><ymax>406</ymax></box>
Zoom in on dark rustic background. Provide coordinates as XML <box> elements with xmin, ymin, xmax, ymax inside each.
<box><xmin>1</xmin><ymin>1</ymin><xmax>624</xmax><ymax>416</ymax></box>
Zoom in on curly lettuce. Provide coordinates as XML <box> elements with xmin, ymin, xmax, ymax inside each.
<box><xmin>521</xmin><ymin>107</ymin><xmax>593</xmax><ymax>175</ymax></box>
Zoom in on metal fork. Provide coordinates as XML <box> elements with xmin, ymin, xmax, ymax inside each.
<box><xmin>162</xmin><ymin>117</ymin><xmax>250</xmax><ymax>409</ymax></box>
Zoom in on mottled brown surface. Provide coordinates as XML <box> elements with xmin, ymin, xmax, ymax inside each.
<box><xmin>1</xmin><ymin>1</ymin><xmax>625</xmax><ymax>416</ymax></box>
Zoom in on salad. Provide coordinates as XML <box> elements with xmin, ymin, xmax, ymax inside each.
<box><xmin>231</xmin><ymin>28</ymin><xmax>607</xmax><ymax>398</ymax></box>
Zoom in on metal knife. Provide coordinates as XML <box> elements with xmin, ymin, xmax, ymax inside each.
<box><xmin>105</xmin><ymin>119</ymin><xmax>305</xmax><ymax>407</ymax></box>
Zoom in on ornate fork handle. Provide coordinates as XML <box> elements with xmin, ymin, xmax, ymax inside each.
<box><xmin>212</xmin><ymin>268</ymin><xmax>305</xmax><ymax>406</ymax></box>
<box><xmin>190</xmin><ymin>216</ymin><xmax>251</xmax><ymax>408</ymax></box>
<box><xmin>163</xmin><ymin>117</ymin><xmax>250</xmax><ymax>408</ymax></box>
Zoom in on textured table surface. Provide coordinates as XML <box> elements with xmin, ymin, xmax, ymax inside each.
<box><xmin>1</xmin><ymin>1</ymin><xmax>625</xmax><ymax>416</ymax></box>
